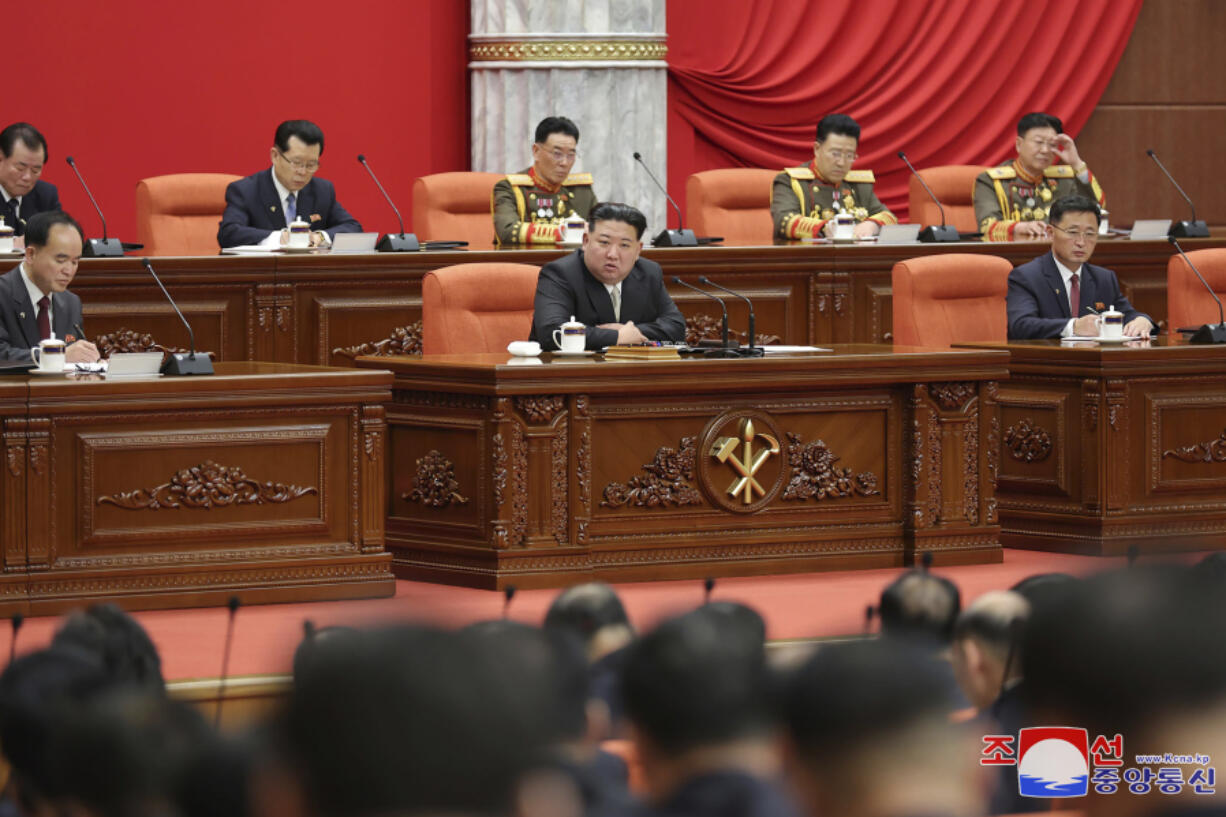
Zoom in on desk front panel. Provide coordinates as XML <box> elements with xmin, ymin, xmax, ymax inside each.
<box><xmin>373</xmin><ymin>349</ymin><xmax>1006</xmax><ymax>588</ymax></box>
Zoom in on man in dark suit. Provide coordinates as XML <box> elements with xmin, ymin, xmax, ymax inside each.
<box><xmin>0</xmin><ymin>123</ymin><xmax>61</xmax><ymax>238</ymax></box>
<box><xmin>1006</xmin><ymin>195</ymin><xmax>1153</xmax><ymax>340</ymax></box>
<box><xmin>531</xmin><ymin>202</ymin><xmax>685</xmax><ymax>350</ymax></box>
<box><xmin>0</xmin><ymin>211</ymin><xmax>99</xmax><ymax>362</ymax></box>
<box><xmin>217</xmin><ymin>120</ymin><xmax>361</xmax><ymax>249</ymax></box>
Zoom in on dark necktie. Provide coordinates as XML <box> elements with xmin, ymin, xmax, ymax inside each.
<box><xmin>6</xmin><ymin>198</ymin><xmax>19</xmax><ymax>237</ymax></box>
<box><xmin>286</xmin><ymin>193</ymin><xmax>297</xmax><ymax>222</ymax></box>
<box><xmin>1069</xmin><ymin>273</ymin><xmax>1080</xmax><ymax>317</ymax></box>
<box><xmin>37</xmin><ymin>296</ymin><xmax>50</xmax><ymax>340</ymax></box>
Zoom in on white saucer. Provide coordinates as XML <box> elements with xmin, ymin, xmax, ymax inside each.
<box><xmin>31</xmin><ymin>369</ymin><xmax>65</xmax><ymax>376</ymax></box>
<box><xmin>1061</xmin><ymin>335</ymin><xmax>1132</xmax><ymax>344</ymax></box>
<box><xmin>552</xmin><ymin>349</ymin><xmax>595</xmax><ymax>356</ymax></box>
<box><xmin>279</xmin><ymin>245</ymin><xmax>319</xmax><ymax>254</ymax></box>
<box><xmin>557</xmin><ymin>241</ymin><xmax>583</xmax><ymax>249</ymax></box>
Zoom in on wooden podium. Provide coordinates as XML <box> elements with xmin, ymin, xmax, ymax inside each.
<box><xmin>0</xmin><ymin>363</ymin><xmax>394</xmax><ymax>614</ymax></box>
<box><xmin>961</xmin><ymin>338</ymin><xmax>1226</xmax><ymax>555</ymax></box>
<box><xmin>360</xmin><ymin>346</ymin><xmax>1009</xmax><ymax>589</ymax></box>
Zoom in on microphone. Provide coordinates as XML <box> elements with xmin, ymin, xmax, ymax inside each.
<box><xmin>863</xmin><ymin>604</ymin><xmax>875</xmax><ymax>636</ymax></box>
<box><xmin>699</xmin><ymin>277</ymin><xmax>765</xmax><ymax>357</ymax></box>
<box><xmin>502</xmin><ymin>585</ymin><xmax>517</xmax><ymax>620</ymax></box>
<box><xmin>672</xmin><ymin>276</ymin><xmax>739</xmax><ymax>357</ymax></box>
<box><xmin>8</xmin><ymin>613</ymin><xmax>23</xmax><ymax>666</ymax></box>
<box><xmin>214</xmin><ymin>596</ymin><xmax>241</xmax><ymax>729</ymax></box>
<box><xmin>142</xmin><ymin>258</ymin><xmax>214</xmax><ymax>374</ymax></box>
<box><xmin>1170</xmin><ymin>237</ymin><xmax>1226</xmax><ymax>343</ymax></box>
<box><xmin>632</xmin><ymin>151</ymin><xmax>698</xmax><ymax>247</ymax></box>
<box><xmin>356</xmin><ymin>154</ymin><xmax>420</xmax><ymax>252</ymax></box>
<box><xmin>897</xmin><ymin>151</ymin><xmax>959</xmax><ymax>242</ymax></box>
<box><xmin>703</xmin><ymin>577</ymin><xmax>715</xmax><ymax>604</ymax></box>
<box><xmin>65</xmin><ymin>156</ymin><xmax>124</xmax><ymax>257</ymax></box>
<box><xmin>1147</xmin><ymin>150</ymin><xmax>1209</xmax><ymax>238</ymax></box>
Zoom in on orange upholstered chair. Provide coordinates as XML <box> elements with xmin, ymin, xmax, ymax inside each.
<box><xmin>907</xmin><ymin>165</ymin><xmax>982</xmax><ymax>234</ymax></box>
<box><xmin>686</xmin><ymin>168</ymin><xmax>777</xmax><ymax>245</ymax></box>
<box><xmin>135</xmin><ymin>173</ymin><xmax>240</xmax><ymax>256</ymax></box>
<box><xmin>1168</xmin><ymin>248</ymin><xmax>1226</xmax><ymax>331</ymax></box>
<box><xmin>412</xmin><ymin>172</ymin><xmax>503</xmax><ymax>249</ymax></box>
<box><xmin>891</xmin><ymin>254</ymin><xmax>1013</xmax><ymax>348</ymax></box>
<box><xmin>421</xmin><ymin>263</ymin><xmax>541</xmax><ymax>354</ymax></box>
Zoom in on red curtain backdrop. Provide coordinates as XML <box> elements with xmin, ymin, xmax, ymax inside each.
<box><xmin>666</xmin><ymin>0</ymin><xmax>1143</xmax><ymax>223</ymax></box>
<box><xmin>13</xmin><ymin>0</ymin><xmax>468</xmax><ymax>241</ymax></box>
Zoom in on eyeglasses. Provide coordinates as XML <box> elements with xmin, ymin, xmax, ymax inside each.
<box><xmin>823</xmin><ymin>149</ymin><xmax>858</xmax><ymax>163</ymax></box>
<box><xmin>1051</xmin><ymin>224</ymin><xmax>1099</xmax><ymax>241</ymax></box>
<box><xmin>277</xmin><ymin>152</ymin><xmax>320</xmax><ymax>172</ymax></box>
<box><xmin>1025</xmin><ymin>137</ymin><xmax>1059</xmax><ymax>151</ymax></box>
<box><xmin>544</xmin><ymin>149</ymin><xmax>578</xmax><ymax>163</ymax></box>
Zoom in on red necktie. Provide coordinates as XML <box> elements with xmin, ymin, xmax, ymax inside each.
<box><xmin>37</xmin><ymin>296</ymin><xmax>50</xmax><ymax>340</ymax></box>
<box><xmin>1069</xmin><ymin>273</ymin><xmax>1080</xmax><ymax>318</ymax></box>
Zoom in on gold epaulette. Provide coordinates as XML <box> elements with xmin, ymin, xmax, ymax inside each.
<box><xmin>987</xmin><ymin>166</ymin><xmax>1016</xmax><ymax>180</ymax></box>
<box><xmin>784</xmin><ymin>166</ymin><xmax>815</xmax><ymax>180</ymax></box>
<box><xmin>564</xmin><ymin>173</ymin><xmax>594</xmax><ymax>186</ymax></box>
<box><xmin>844</xmin><ymin>169</ymin><xmax>875</xmax><ymax>184</ymax></box>
<box><xmin>505</xmin><ymin>174</ymin><xmax>534</xmax><ymax>186</ymax></box>
<box><xmin>1044</xmin><ymin>165</ymin><xmax>1075</xmax><ymax>179</ymax></box>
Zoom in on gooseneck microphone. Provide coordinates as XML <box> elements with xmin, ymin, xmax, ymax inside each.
<box><xmin>1147</xmin><ymin>150</ymin><xmax>1209</xmax><ymax>238</ymax></box>
<box><xmin>633</xmin><ymin>151</ymin><xmax>698</xmax><ymax>247</ymax></box>
<box><xmin>65</xmin><ymin>156</ymin><xmax>124</xmax><ymax>257</ymax></box>
<box><xmin>214</xmin><ymin>596</ymin><xmax>241</xmax><ymax>729</ymax></box>
<box><xmin>699</xmin><ymin>277</ymin><xmax>765</xmax><ymax>357</ymax></box>
<box><xmin>1170</xmin><ymin>237</ymin><xmax>1226</xmax><ymax>343</ymax></box>
<box><xmin>356</xmin><ymin>154</ymin><xmax>420</xmax><ymax>252</ymax></box>
<box><xmin>897</xmin><ymin>151</ymin><xmax>960</xmax><ymax>242</ymax></box>
<box><xmin>143</xmin><ymin>258</ymin><xmax>214</xmax><ymax>375</ymax></box>
<box><xmin>672</xmin><ymin>276</ymin><xmax>739</xmax><ymax>357</ymax></box>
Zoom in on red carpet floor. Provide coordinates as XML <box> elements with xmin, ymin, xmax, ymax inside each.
<box><xmin>2</xmin><ymin>548</ymin><xmax>1193</xmax><ymax>681</ymax></box>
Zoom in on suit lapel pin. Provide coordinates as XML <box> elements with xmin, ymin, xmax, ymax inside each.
<box><xmin>270</xmin><ymin>206</ymin><xmax>277</xmax><ymax>212</ymax></box>
<box><xmin>19</xmin><ymin>312</ymin><xmax>25</xmax><ymax>319</ymax></box>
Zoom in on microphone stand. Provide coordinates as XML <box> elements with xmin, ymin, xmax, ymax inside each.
<box><xmin>699</xmin><ymin>277</ymin><xmax>765</xmax><ymax>357</ymax></box>
<box><xmin>634</xmin><ymin>152</ymin><xmax>698</xmax><ymax>247</ymax></box>
<box><xmin>897</xmin><ymin>151</ymin><xmax>959</xmax><ymax>242</ymax></box>
<box><xmin>672</xmin><ymin>277</ymin><xmax>740</xmax><ymax>357</ymax></box>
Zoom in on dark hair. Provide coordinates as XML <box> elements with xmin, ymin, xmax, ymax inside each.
<box><xmin>24</xmin><ymin>210</ymin><xmax>84</xmax><ymax>247</ymax></box>
<box><xmin>878</xmin><ymin>569</ymin><xmax>961</xmax><ymax>646</ymax></box>
<box><xmin>535</xmin><ymin>116</ymin><xmax>580</xmax><ymax>145</ymax></box>
<box><xmin>587</xmin><ymin>202</ymin><xmax>648</xmax><ymax>240</ymax></box>
<box><xmin>0</xmin><ymin>122</ymin><xmax>48</xmax><ymax>161</ymax></box>
<box><xmin>785</xmin><ymin>639</ymin><xmax>956</xmax><ymax>765</ymax></box>
<box><xmin>274</xmin><ymin>119</ymin><xmax>325</xmax><ymax>155</ymax></box>
<box><xmin>278</xmin><ymin>625</ymin><xmax>555</xmax><ymax>817</ymax></box>
<box><xmin>51</xmin><ymin>604</ymin><xmax>164</xmax><ymax>692</ymax></box>
<box><xmin>1048</xmin><ymin>194</ymin><xmax>1101</xmax><ymax>226</ymax></box>
<box><xmin>1010</xmin><ymin>572</ymin><xmax>1079</xmax><ymax>615</ymax></box>
<box><xmin>1023</xmin><ymin>566</ymin><xmax>1226</xmax><ymax>737</ymax></box>
<box><xmin>816</xmin><ymin>113</ymin><xmax>860</xmax><ymax>143</ymax></box>
<box><xmin>1017</xmin><ymin>112</ymin><xmax>1063</xmax><ymax>137</ymax></box>
<box><xmin>621</xmin><ymin>607</ymin><xmax>773</xmax><ymax>754</ymax></box>
<box><xmin>951</xmin><ymin>591</ymin><xmax>1029</xmax><ymax>658</ymax></box>
<box><xmin>544</xmin><ymin>582</ymin><xmax>631</xmax><ymax>645</ymax></box>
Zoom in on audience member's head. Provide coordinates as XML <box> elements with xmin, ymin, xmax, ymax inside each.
<box><xmin>877</xmin><ymin>569</ymin><xmax>961</xmax><ymax>647</ymax></box>
<box><xmin>949</xmin><ymin>590</ymin><xmax>1030</xmax><ymax>710</ymax></box>
<box><xmin>544</xmin><ymin>582</ymin><xmax>635</xmax><ymax>662</ymax></box>
<box><xmin>784</xmin><ymin>639</ymin><xmax>981</xmax><ymax>817</ymax></box>
<box><xmin>290</xmin><ymin>622</ymin><xmax>358</xmax><ymax>681</ymax></box>
<box><xmin>268</xmin><ymin>625</ymin><xmax>561</xmax><ymax>817</ymax></box>
<box><xmin>701</xmin><ymin>600</ymin><xmax>767</xmax><ymax>649</ymax></box>
<box><xmin>621</xmin><ymin>606</ymin><xmax>776</xmax><ymax>799</ymax></box>
<box><xmin>1009</xmin><ymin>571</ymin><xmax>1079</xmax><ymax>615</ymax></box>
<box><xmin>51</xmin><ymin>603</ymin><xmax>165</xmax><ymax>691</ymax></box>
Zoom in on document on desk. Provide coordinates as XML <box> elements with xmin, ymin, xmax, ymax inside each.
<box><xmin>761</xmin><ymin>346</ymin><xmax>831</xmax><ymax>354</ymax></box>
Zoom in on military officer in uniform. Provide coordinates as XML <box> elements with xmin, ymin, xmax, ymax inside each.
<box><xmin>974</xmin><ymin>112</ymin><xmax>1105</xmax><ymax>242</ymax></box>
<box><xmin>492</xmin><ymin>116</ymin><xmax>599</xmax><ymax>246</ymax></box>
<box><xmin>771</xmin><ymin>113</ymin><xmax>897</xmax><ymax>240</ymax></box>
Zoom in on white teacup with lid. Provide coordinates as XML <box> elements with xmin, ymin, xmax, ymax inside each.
<box><xmin>562</xmin><ymin>214</ymin><xmax>587</xmax><ymax>245</ymax></box>
<box><xmin>0</xmin><ymin>217</ymin><xmax>13</xmax><ymax>253</ymax></box>
<box><xmin>31</xmin><ymin>336</ymin><xmax>66</xmax><ymax>373</ymax></box>
<box><xmin>552</xmin><ymin>316</ymin><xmax>586</xmax><ymax>353</ymax></box>
<box><xmin>1100</xmin><ymin>305</ymin><xmax>1124</xmax><ymax>339</ymax></box>
<box><xmin>832</xmin><ymin>212</ymin><xmax>856</xmax><ymax>242</ymax></box>
<box><xmin>287</xmin><ymin>215</ymin><xmax>312</xmax><ymax>248</ymax></box>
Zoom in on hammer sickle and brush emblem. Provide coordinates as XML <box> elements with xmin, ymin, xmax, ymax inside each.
<box><xmin>710</xmin><ymin>418</ymin><xmax>780</xmax><ymax>504</ymax></box>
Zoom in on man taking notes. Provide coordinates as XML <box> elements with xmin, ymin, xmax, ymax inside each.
<box><xmin>770</xmin><ymin>113</ymin><xmax>896</xmax><ymax>240</ymax></box>
<box><xmin>0</xmin><ymin>123</ymin><xmax>61</xmax><ymax>238</ymax></box>
<box><xmin>0</xmin><ymin>211</ymin><xmax>100</xmax><ymax>362</ymax></box>
<box><xmin>217</xmin><ymin>119</ymin><xmax>362</xmax><ymax>249</ymax></box>
<box><xmin>493</xmin><ymin>116</ymin><xmax>598</xmax><ymax>246</ymax></box>
<box><xmin>1006</xmin><ymin>196</ymin><xmax>1152</xmax><ymax>340</ymax></box>
<box><xmin>531</xmin><ymin>202</ymin><xmax>685</xmax><ymax>350</ymax></box>
<box><xmin>975</xmin><ymin>112</ymin><xmax>1105</xmax><ymax>242</ymax></box>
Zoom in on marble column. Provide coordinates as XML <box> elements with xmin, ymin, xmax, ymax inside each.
<box><xmin>470</xmin><ymin>0</ymin><xmax>670</xmax><ymax>236</ymax></box>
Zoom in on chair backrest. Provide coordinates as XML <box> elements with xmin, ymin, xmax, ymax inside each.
<box><xmin>412</xmin><ymin>172</ymin><xmax>503</xmax><ymax>249</ymax></box>
<box><xmin>1168</xmin><ymin>248</ymin><xmax>1226</xmax><ymax>331</ymax></box>
<box><xmin>686</xmin><ymin>168</ymin><xmax>777</xmax><ymax>245</ymax></box>
<box><xmin>421</xmin><ymin>263</ymin><xmax>541</xmax><ymax>354</ymax></box>
<box><xmin>908</xmin><ymin>165</ymin><xmax>982</xmax><ymax>234</ymax></box>
<box><xmin>891</xmin><ymin>254</ymin><xmax>1013</xmax><ymax>348</ymax></box>
<box><xmin>135</xmin><ymin>173</ymin><xmax>240</xmax><ymax>256</ymax></box>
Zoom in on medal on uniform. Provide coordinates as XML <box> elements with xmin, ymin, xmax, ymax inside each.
<box><xmin>853</xmin><ymin>207</ymin><xmax>868</xmax><ymax>221</ymax></box>
<box><xmin>1034</xmin><ymin>207</ymin><xmax>1046</xmax><ymax>221</ymax></box>
<box><xmin>821</xmin><ymin>208</ymin><xmax>834</xmax><ymax>220</ymax></box>
<box><xmin>1025</xmin><ymin>196</ymin><xmax>1036</xmax><ymax>209</ymax></box>
<box><xmin>1039</xmin><ymin>185</ymin><xmax>1053</xmax><ymax>202</ymax></box>
<box><xmin>1021</xmin><ymin>208</ymin><xmax>1033</xmax><ymax>221</ymax></box>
